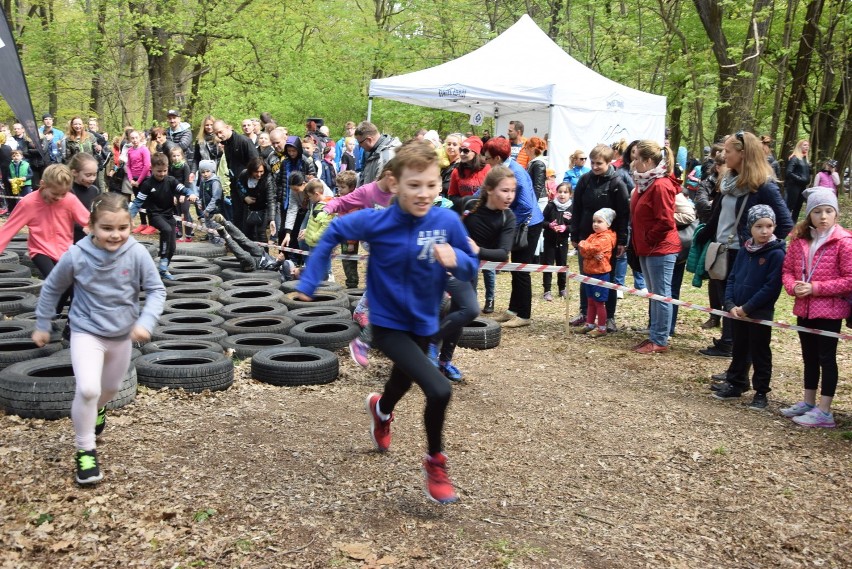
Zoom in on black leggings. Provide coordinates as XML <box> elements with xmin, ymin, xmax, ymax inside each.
<box><xmin>148</xmin><ymin>213</ymin><xmax>177</xmax><ymax>261</ymax></box>
<box><xmin>371</xmin><ymin>325</ymin><xmax>452</xmax><ymax>455</ymax></box>
<box><xmin>508</xmin><ymin>222</ymin><xmax>544</xmax><ymax>319</ymax></box>
<box><xmin>32</xmin><ymin>254</ymin><xmax>72</xmax><ymax>315</ymax></box>
<box><xmin>434</xmin><ymin>277</ymin><xmax>479</xmax><ymax>362</ymax></box>
<box><xmin>797</xmin><ymin>317</ymin><xmax>841</xmax><ymax>397</ymax></box>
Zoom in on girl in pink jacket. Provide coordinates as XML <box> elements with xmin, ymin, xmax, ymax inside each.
<box><xmin>780</xmin><ymin>188</ymin><xmax>852</xmax><ymax>428</ymax></box>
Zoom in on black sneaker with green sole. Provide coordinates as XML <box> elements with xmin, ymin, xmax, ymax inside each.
<box><xmin>75</xmin><ymin>449</ymin><xmax>103</xmax><ymax>485</ymax></box>
<box><xmin>95</xmin><ymin>407</ymin><xmax>107</xmax><ymax>436</ymax></box>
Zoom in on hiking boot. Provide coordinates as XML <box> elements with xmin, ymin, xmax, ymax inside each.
<box><xmin>792</xmin><ymin>407</ymin><xmax>835</xmax><ymax>428</ymax></box>
<box><xmin>427</xmin><ymin>344</ymin><xmax>439</xmax><ymax>367</ymax></box>
<box><xmin>701</xmin><ymin>315</ymin><xmax>721</xmax><ymax>329</ymax></box>
<box><xmin>439</xmin><ymin>361</ymin><xmax>463</xmax><ymax>382</ymax></box>
<box><xmin>94</xmin><ymin>407</ymin><xmax>107</xmax><ymax>436</ymax></box>
<box><xmin>502</xmin><ymin>316</ymin><xmax>530</xmax><ymax>328</ymax></box>
<box><xmin>711</xmin><ymin>371</ymin><xmax>730</xmax><ymax>382</ymax></box>
<box><xmin>780</xmin><ymin>401</ymin><xmax>816</xmax><ymax>418</ymax></box>
<box><xmin>606</xmin><ymin>318</ymin><xmax>618</xmax><ymax>333</ymax></box>
<box><xmin>492</xmin><ymin>310</ymin><xmax>516</xmax><ymax>323</ymax></box>
<box><xmin>349</xmin><ymin>338</ymin><xmax>370</xmax><ymax>368</ymax></box>
<box><xmin>713</xmin><ymin>384</ymin><xmax>743</xmax><ymax>400</ymax></box>
<box><xmin>423</xmin><ymin>453</ymin><xmax>458</xmax><ymax>504</ymax></box>
<box><xmin>748</xmin><ymin>393</ymin><xmax>768</xmax><ymax>410</ymax></box>
<box><xmin>699</xmin><ymin>345</ymin><xmax>732</xmax><ymax>358</ymax></box>
<box><xmin>587</xmin><ymin>328</ymin><xmax>607</xmax><ymax>338</ymax></box>
<box><xmin>482</xmin><ymin>299</ymin><xmax>495</xmax><ymax>314</ymax></box>
<box><xmin>75</xmin><ymin>449</ymin><xmax>103</xmax><ymax>485</ymax></box>
<box><xmin>709</xmin><ymin>381</ymin><xmax>731</xmax><ymax>392</ymax></box>
<box><xmin>543</xmin><ymin>291</ymin><xmax>553</xmax><ymax>302</ymax></box>
<box><xmin>365</xmin><ymin>393</ymin><xmax>393</xmax><ymax>452</ymax></box>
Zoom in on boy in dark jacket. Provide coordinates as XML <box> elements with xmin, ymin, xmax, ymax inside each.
<box><xmin>129</xmin><ymin>152</ymin><xmax>196</xmax><ymax>279</ymax></box>
<box><xmin>714</xmin><ymin>205</ymin><xmax>785</xmax><ymax>408</ymax></box>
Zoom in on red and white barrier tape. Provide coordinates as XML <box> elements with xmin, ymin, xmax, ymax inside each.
<box><xmin>172</xmin><ymin>217</ymin><xmax>852</xmax><ymax>341</ymax></box>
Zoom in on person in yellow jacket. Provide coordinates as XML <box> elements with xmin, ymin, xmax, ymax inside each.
<box><xmin>298</xmin><ymin>179</ymin><xmax>335</xmax><ymax>278</ymax></box>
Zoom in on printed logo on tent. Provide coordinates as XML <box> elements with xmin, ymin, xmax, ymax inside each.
<box><xmin>438</xmin><ymin>84</ymin><xmax>466</xmax><ymax>98</ymax></box>
<box><xmin>606</xmin><ymin>93</ymin><xmax>625</xmax><ymax>111</ymax></box>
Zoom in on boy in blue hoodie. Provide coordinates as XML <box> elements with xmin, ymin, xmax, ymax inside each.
<box><xmin>295</xmin><ymin>140</ymin><xmax>477</xmax><ymax>505</ymax></box>
<box><xmin>713</xmin><ymin>205</ymin><xmax>786</xmax><ymax>409</ymax></box>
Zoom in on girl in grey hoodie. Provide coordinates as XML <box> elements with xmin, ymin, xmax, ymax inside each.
<box><xmin>32</xmin><ymin>193</ymin><xmax>166</xmax><ymax>485</ymax></box>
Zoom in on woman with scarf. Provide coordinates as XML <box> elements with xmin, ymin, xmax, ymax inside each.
<box><xmin>629</xmin><ymin>140</ymin><xmax>682</xmax><ymax>354</ymax></box>
<box><xmin>694</xmin><ymin>131</ymin><xmax>793</xmax><ymax>361</ymax></box>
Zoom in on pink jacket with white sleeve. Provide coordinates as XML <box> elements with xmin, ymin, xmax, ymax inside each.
<box><xmin>782</xmin><ymin>225</ymin><xmax>852</xmax><ymax>320</ymax></box>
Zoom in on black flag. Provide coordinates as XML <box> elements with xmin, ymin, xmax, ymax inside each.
<box><xmin>0</xmin><ymin>10</ymin><xmax>43</xmax><ymax>156</ymax></box>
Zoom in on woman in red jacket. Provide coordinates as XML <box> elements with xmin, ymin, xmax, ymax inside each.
<box><xmin>629</xmin><ymin>140</ymin><xmax>681</xmax><ymax>354</ymax></box>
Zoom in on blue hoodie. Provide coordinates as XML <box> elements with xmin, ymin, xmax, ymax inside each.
<box><xmin>297</xmin><ymin>204</ymin><xmax>478</xmax><ymax>336</ymax></box>
<box><xmin>35</xmin><ymin>236</ymin><xmax>166</xmax><ymax>338</ymax></box>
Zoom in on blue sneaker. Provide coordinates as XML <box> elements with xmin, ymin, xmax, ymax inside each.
<box><xmin>427</xmin><ymin>343</ymin><xmax>439</xmax><ymax>367</ymax></box>
<box><xmin>439</xmin><ymin>361</ymin><xmax>463</xmax><ymax>382</ymax></box>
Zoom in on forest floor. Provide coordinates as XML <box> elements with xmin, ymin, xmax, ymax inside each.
<box><xmin>1</xmin><ymin>212</ymin><xmax>851</xmax><ymax>568</ymax></box>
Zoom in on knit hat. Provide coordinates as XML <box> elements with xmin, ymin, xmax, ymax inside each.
<box><xmin>747</xmin><ymin>204</ymin><xmax>775</xmax><ymax>230</ymax></box>
<box><xmin>423</xmin><ymin>130</ymin><xmax>441</xmax><ymax>148</ymax></box>
<box><xmin>803</xmin><ymin>187</ymin><xmax>839</xmax><ymax>219</ymax></box>
<box><xmin>461</xmin><ymin>136</ymin><xmax>483</xmax><ymax>155</ymax></box>
<box><xmin>198</xmin><ymin>160</ymin><xmax>216</xmax><ymax>173</ymax></box>
<box><xmin>594</xmin><ymin>207</ymin><xmax>616</xmax><ymax>227</ymax></box>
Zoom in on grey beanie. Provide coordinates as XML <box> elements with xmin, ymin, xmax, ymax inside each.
<box><xmin>198</xmin><ymin>159</ymin><xmax>216</xmax><ymax>173</ymax></box>
<box><xmin>594</xmin><ymin>207</ymin><xmax>616</xmax><ymax>227</ymax></box>
<box><xmin>803</xmin><ymin>187</ymin><xmax>839</xmax><ymax>219</ymax></box>
<box><xmin>747</xmin><ymin>204</ymin><xmax>775</xmax><ymax>230</ymax></box>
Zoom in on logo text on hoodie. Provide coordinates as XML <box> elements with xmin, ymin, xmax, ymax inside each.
<box><xmin>417</xmin><ymin>230</ymin><xmax>447</xmax><ymax>262</ymax></box>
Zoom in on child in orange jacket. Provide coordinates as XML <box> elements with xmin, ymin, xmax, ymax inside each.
<box><xmin>577</xmin><ymin>208</ymin><xmax>617</xmax><ymax>337</ymax></box>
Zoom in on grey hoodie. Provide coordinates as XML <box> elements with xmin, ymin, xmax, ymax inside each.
<box><xmin>35</xmin><ymin>236</ymin><xmax>166</xmax><ymax>339</ymax></box>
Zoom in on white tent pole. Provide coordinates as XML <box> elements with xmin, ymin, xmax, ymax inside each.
<box><xmin>366</xmin><ymin>97</ymin><xmax>373</xmax><ymax>122</ymax></box>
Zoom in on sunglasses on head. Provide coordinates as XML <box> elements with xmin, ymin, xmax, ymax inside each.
<box><xmin>735</xmin><ymin>131</ymin><xmax>745</xmax><ymax>144</ymax></box>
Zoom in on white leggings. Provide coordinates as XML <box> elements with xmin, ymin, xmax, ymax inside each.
<box><xmin>70</xmin><ymin>332</ymin><xmax>132</xmax><ymax>450</ymax></box>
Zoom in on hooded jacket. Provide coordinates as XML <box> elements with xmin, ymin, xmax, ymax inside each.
<box><xmin>570</xmin><ymin>165</ymin><xmax>629</xmax><ymax>246</ymax></box>
<box><xmin>360</xmin><ymin>133</ymin><xmax>401</xmax><ymax>185</ymax></box>
<box><xmin>297</xmin><ymin>204</ymin><xmax>478</xmax><ymax>337</ymax></box>
<box><xmin>198</xmin><ymin>173</ymin><xmax>224</xmax><ymax>216</ymax></box>
<box><xmin>167</xmin><ymin>122</ymin><xmax>194</xmax><ymax>166</ymax></box>
<box><xmin>725</xmin><ymin>238</ymin><xmax>786</xmax><ymax>320</ymax></box>
<box><xmin>35</xmin><ymin>236</ymin><xmax>166</xmax><ymax>338</ymax></box>
<box><xmin>782</xmin><ymin>225</ymin><xmax>852</xmax><ymax>320</ymax></box>
<box><xmin>629</xmin><ymin>174</ymin><xmax>681</xmax><ymax>257</ymax></box>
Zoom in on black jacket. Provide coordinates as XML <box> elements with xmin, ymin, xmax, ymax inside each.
<box><xmin>785</xmin><ymin>156</ymin><xmax>810</xmax><ymax>190</ymax></box>
<box><xmin>237</xmin><ymin>170</ymin><xmax>276</xmax><ymax>223</ymax></box>
<box><xmin>527</xmin><ymin>158</ymin><xmax>547</xmax><ymax>200</ymax></box>
<box><xmin>570</xmin><ymin>166</ymin><xmax>630</xmax><ymax>246</ymax></box>
<box><xmin>222</xmin><ymin>132</ymin><xmax>258</xmax><ymax>187</ymax></box>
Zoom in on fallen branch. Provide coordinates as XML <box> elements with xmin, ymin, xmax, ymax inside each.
<box><xmin>575</xmin><ymin>511</ymin><xmax>615</xmax><ymax>527</ymax></box>
<box><xmin>282</xmin><ymin>536</ymin><xmax>316</xmax><ymax>555</ymax></box>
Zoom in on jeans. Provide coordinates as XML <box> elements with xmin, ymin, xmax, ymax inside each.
<box><xmin>482</xmin><ymin>269</ymin><xmax>496</xmax><ymax>301</ymax></box>
<box><xmin>434</xmin><ymin>277</ymin><xmax>479</xmax><ymax>362</ymax></box>
<box><xmin>372</xmin><ymin>325</ymin><xmax>451</xmax><ymax>455</ymax></box>
<box><xmin>639</xmin><ymin>254</ymin><xmax>676</xmax><ymax>346</ymax></box>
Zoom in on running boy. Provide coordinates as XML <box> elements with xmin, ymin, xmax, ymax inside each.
<box><xmin>129</xmin><ymin>152</ymin><xmax>196</xmax><ymax>279</ymax></box>
<box><xmin>32</xmin><ymin>193</ymin><xmax>166</xmax><ymax>484</ymax></box>
<box><xmin>295</xmin><ymin>140</ymin><xmax>478</xmax><ymax>504</ymax></box>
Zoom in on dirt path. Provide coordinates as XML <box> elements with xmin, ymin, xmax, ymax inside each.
<box><xmin>2</xmin><ymin>279</ymin><xmax>850</xmax><ymax>568</ymax></box>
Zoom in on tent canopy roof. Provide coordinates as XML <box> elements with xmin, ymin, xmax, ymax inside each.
<box><xmin>369</xmin><ymin>15</ymin><xmax>665</xmax><ymax>117</ymax></box>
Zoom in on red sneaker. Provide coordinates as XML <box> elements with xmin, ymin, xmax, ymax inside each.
<box><xmin>634</xmin><ymin>341</ymin><xmax>668</xmax><ymax>355</ymax></box>
<box><xmin>141</xmin><ymin>225</ymin><xmax>159</xmax><ymax>235</ymax></box>
<box><xmin>132</xmin><ymin>224</ymin><xmax>146</xmax><ymax>234</ymax></box>
<box><xmin>423</xmin><ymin>453</ymin><xmax>458</xmax><ymax>504</ymax></box>
<box><xmin>365</xmin><ymin>393</ymin><xmax>393</xmax><ymax>452</ymax></box>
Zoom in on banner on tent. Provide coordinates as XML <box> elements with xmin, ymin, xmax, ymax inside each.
<box><xmin>0</xmin><ymin>11</ymin><xmax>43</xmax><ymax>157</ymax></box>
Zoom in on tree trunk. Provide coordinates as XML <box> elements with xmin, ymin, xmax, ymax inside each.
<box><xmin>780</xmin><ymin>0</ymin><xmax>825</xmax><ymax>159</ymax></box>
<box><xmin>88</xmin><ymin>0</ymin><xmax>108</xmax><ymax>117</ymax></box>
<box><xmin>142</xmin><ymin>27</ymin><xmax>175</xmax><ymax>122</ymax></box>
<box><xmin>769</xmin><ymin>0</ymin><xmax>799</xmax><ymax>145</ymax></box>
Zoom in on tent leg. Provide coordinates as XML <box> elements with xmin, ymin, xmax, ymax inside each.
<box><xmin>366</xmin><ymin>97</ymin><xmax>373</xmax><ymax>122</ymax></box>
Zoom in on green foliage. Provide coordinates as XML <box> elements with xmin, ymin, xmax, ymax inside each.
<box><xmin>192</xmin><ymin>507</ymin><xmax>217</xmax><ymax>522</ymax></box>
<box><xmin>2</xmin><ymin>0</ymin><xmax>848</xmax><ymax>157</ymax></box>
<box><xmin>33</xmin><ymin>512</ymin><xmax>53</xmax><ymax>526</ymax></box>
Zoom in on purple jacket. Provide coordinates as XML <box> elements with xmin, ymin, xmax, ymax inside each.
<box><xmin>782</xmin><ymin>225</ymin><xmax>852</xmax><ymax>319</ymax></box>
<box><xmin>323</xmin><ymin>181</ymin><xmax>393</xmax><ymax>214</ymax></box>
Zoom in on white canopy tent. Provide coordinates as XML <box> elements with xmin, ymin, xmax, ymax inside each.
<box><xmin>368</xmin><ymin>14</ymin><xmax>667</xmax><ymax>178</ymax></box>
